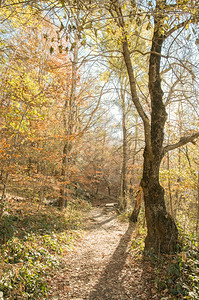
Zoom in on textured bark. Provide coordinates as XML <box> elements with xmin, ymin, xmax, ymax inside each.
<box><xmin>141</xmin><ymin>150</ymin><xmax>178</xmax><ymax>253</ymax></box>
<box><xmin>122</xmin><ymin>40</ymin><xmax>151</xmax><ymax>153</ymax></box>
<box><xmin>141</xmin><ymin>1</ymin><xmax>178</xmax><ymax>253</ymax></box>
<box><xmin>116</xmin><ymin>0</ymin><xmax>178</xmax><ymax>253</ymax></box>
<box><xmin>129</xmin><ymin>188</ymin><xmax>142</xmax><ymax>223</ymax></box>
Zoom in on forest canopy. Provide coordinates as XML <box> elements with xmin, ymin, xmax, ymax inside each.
<box><xmin>0</xmin><ymin>0</ymin><xmax>199</xmax><ymax>298</ymax></box>
<box><xmin>0</xmin><ymin>0</ymin><xmax>199</xmax><ymax>255</ymax></box>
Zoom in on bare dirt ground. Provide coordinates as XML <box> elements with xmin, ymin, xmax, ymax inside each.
<box><xmin>49</xmin><ymin>206</ymin><xmax>154</xmax><ymax>300</ymax></box>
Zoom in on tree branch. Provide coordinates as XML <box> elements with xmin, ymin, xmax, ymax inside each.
<box><xmin>165</xmin><ymin>20</ymin><xmax>189</xmax><ymax>39</ymax></box>
<box><xmin>164</xmin><ymin>132</ymin><xmax>199</xmax><ymax>153</ymax></box>
<box><xmin>80</xmin><ymin>83</ymin><xmax>106</xmax><ymax>135</ymax></box>
<box><xmin>110</xmin><ymin>1</ymin><xmax>152</xmax><ymax>153</ymax></box>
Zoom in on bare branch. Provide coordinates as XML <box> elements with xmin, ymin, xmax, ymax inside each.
<box><xmin>165</xmin><ymin>20</ymin><xmax>189</xmax><ymax>39</ymax></box>
<box><xmin>80</xmin><ymin>83</ymin><xmax>106</xmax><ymax>134</ymax></box>
<box><xmin>164</xmin><ymin>132</ymin><xmax>199</xmax><ymax>153</ymax></box>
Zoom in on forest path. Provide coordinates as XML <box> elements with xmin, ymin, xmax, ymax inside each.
<box><xmin>49</xmin><ymin>206</ymin><xmax>153</xmax><ymax>300</ymax></box>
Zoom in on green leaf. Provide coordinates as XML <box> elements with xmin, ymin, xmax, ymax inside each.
<box><xmin>70</xmin><ymin>42</ymin><xmax>76</xmax><ymax>51</ymax></box>
<box><xmin>60</xmin><ymin>0</ymin><xmax>65</xmax><ymax>7</ymax></box>
<box><xmin>50</xmin><ymin>46</ymin><xmax>54</xmax><ymax>54</ymax></box>
<box><xmin>58</xmin><ymin>45</ymin><xmax>63</xmax><ymax>53</ymax></box>
<box><xmin>81</xmin><ymin>40</ymin><xmax>86</xmax><ymax>47</ymax></box>
<box><xmin>78</xmin><ymin>25</ymin><xmax>83</xmax><ymax>32</ymax></box>
<box><xmin>85</xmin><ymin>22</ymin><xmax>92</xmax><ymax>29</ymax></box>
<box><xmin>195</xmin><ymin>38</ymin><xmax>199</xmax><ymax>45</ymax></box>
<box><xmin>185</xmin><ymin>23</ymin><xmax>189</xmax><ymax>30</ymax></box>
<box><xmin>146</xmin><ymin>22</ymin><xmax>151</xmax><ymax>31</ymax></box>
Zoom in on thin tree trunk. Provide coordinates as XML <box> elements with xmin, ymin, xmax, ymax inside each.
<box><xmin>58</xmin><ymin>34</ymin><xmax>79</xmax><ymax>210</ymax></box>
<box><xmin>120</xmin><ymin>82</ymin><xmax>127</xmax><ymax>210</ymax></box>
<box><xmin>167</xmin><ymin>152</ymin><xmax>174</xmax><ymax>218</ymax></box>
<box><xmin>129</xmin><ymin>114</ymin><xmax>141</xmax><ymax>220</ymax></box>
<box><xmin>174</xmin><ymin>101</ymin><xmax>182</xmax><ymax>217</ymax></box>
<box><xmin>196</xmin><ymin>171</ymin><xmax>199</xmax><ymax>234</ymax></box>
<box><xmin>132</xmin><ymin>114</ymin><xmax>138</xmax><ymax>165</ymax></box>
<box><xmin>129</xmin><ymin>187</ymin><xmax>142</xmax><ymax>223</ymax></box>
<box><xmin>129</xmin><ymin>113</ymin><xmax>139</xmax><ymax>194</ymax></box>
<box><xmin>166</xmin><ymin>105</ymin><xmax>174</xmax><ymax>218</ymax></box>
<box><xmin>1</xmin><ymin>103</ymin><xmax>30</xmax><ymax>218</ymax></box>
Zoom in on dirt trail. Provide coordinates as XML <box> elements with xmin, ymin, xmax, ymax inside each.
<box><xmin>49</xmin><ymin>207</ymin><xmax>153</xmax><ymax>300</ymax></box>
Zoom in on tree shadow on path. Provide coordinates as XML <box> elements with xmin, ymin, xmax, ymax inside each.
<box><xmin>89</xmin><ymin>223</ymin><xmax>136</xmax><ymax>300</ymax></box>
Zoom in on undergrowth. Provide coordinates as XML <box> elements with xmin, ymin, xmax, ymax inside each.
<box><xmin>129</xmin><ymin>212</ymin><xmax>199</xmax><ymax>299</ymax></box>
<box><xmin>144</xmin><ymin>232</ymin><xmax>199</xmax><ymax>299</ymax></box>
<box><xmin>0</xmin><ymin>196</ymin><xmax>89</xmax><ymax>299</ymax></box>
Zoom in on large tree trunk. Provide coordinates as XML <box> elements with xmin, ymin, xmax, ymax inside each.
<box><xmin>122</xmin><ymin>37</ymin><xmax>178</xmax><ymax>252</ymax></box>
<box><xmin>141</xmin><ymin>2</ymin><xmax>178</xmax><ymax>253</ymax></box>
<box><xmin>141</xmin><ymin>150</ymin><xmax>178</xmax><ymax>253</ymax></box>
<box><xmin>116</xmin><ymin>0</ymin><xmax>178</xmax><ymax>253</ymax></box>
<box><xmin>108</xmin><ymin>0</ymin><xmax>179</xmax><ymax>253</ymax></box>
